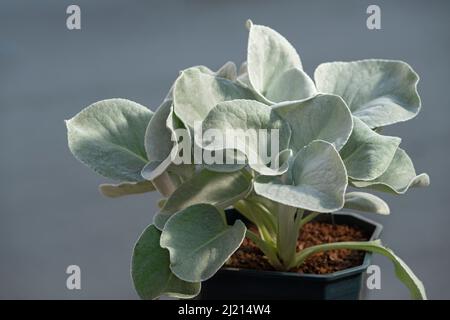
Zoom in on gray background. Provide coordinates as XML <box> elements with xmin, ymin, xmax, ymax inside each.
<box><xmin>0</xmin><ymin>0</ymin><xmax>448</xmax><ymax>299</ymax></box>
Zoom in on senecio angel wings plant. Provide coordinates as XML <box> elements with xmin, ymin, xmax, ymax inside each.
<box><xmin>66</xmin><ymin>20</ymin><xmax>430</xmax><ymax>300</ymax></box>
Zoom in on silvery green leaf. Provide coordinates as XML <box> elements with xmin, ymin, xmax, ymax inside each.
<box><xmin>264</xmin><ymin>68</ymin><xmax>317</xmax><ymax>103</ymax></box>
<box><xmin>145</xmin><ymin>100</ymin><xmax>173</xmax><ymax>162</ymax></box>
<box><xmin>173</xmin><ymin>67</ymin><xmax>255</xmax><ymax>128</ymax></box>
<box><xmin>351</xmin><ymin>148</ymin><xmax>430</xmax><ymax>194</ymax></box>
<box><xmin>160</xmin><ymin>203</ymin><xmax>246</xmax><ymax>282</ymax></box>
<box><xmin>344</xmin><ymin>192</ymin><xmax>390</xmax><ymax>215</ymax></box>
<box><xmin>164</xmin><ymin>65</ymin><xmax>215</xmax><ymax>102</ymax></box>
<box><xmin>340</xmin><ymin>117</ymin><xmax>401</xmax><ymax>180</ymax></box>
<box><xmin>236</xmin><ymin>61</ymin><xmax>251</xmax><ymax>88</ymax></box>
<box><xmin>66</xmin><ymin>99</ymin><xmax>152</xmax><ymax>182</ymax></box>
<box><xmin>99</xmin><ymin>180</ymin><xmax>155</xmax><ymax>198</ymax></box>
<box><xmin>216</xmin><ymin>61</ymin><xmax>237</xmax><ymax>80</ymax></box>
<box><xmin>143</xmin><ymin>102</ymin><xmax>194</xmax><ymax>181</ymax></box>
<box><xmin>132</xmin><ymin>225</ymin><xmax>201</xmax><ymax>300</ymax></box>
<box><xmin>247</xmin><ymin>20</ymin><xmax>303</xmax><ymax>101</ymax></box>
<box><xmin>154</xmin><ymin>169</ymin><xmax>252</xmax><ymax>230</ymax></box>
<box><xmin>314</xmin><ymin>60</ymin><xmax>421</xmax><ymax>128</ymax></box>
<box><xmin>273</xmin><ymin>94</ymin><xmax>353</xmax><ymax>152</ymax></box>
<box><xmin>141</xmin><ymin>159</ymin><xmax>172</xmax><ymax>181</ymax></box>
<box><xmin>199</xmin><ymin>99</ymin><xmax>291</xmax><ymax>175</ymax></box>
<box><xmin>254</xmin><ymin>140</ymin><xmax>347</xmax><ymax>212</ymax></box>
<box><xmin>238</xmin><ymin>61</ymin><xmax>248</xmax><ymax>76</ymax></box>
<box><xmin>203</xmin><ymin>149</ymin><xmax>247</xmax><ymax>173</ymax></box>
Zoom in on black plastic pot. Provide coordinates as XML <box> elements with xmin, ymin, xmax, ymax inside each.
<box><xmin>198</xmin><ymin>209</ymin><xmax>382</xmax><ymax>300</ymax></box>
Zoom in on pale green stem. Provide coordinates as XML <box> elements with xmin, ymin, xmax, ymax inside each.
<box><xmin>234</xmin><ymin>200</ymin><xmax>275</xmax><ymax>245</ymax></box>
<box><xmin>245</xmin><ymin>229</ymin><xmax>283</xmax><ymax>270</ymax></box>
<box><xmin>276</xmin><ymin>204</ymin><xmax>299</xmax><ymax>270</ymax></box>
<box><xmin>298</xmin><ymin>212</ymin><xmax>320</xmax><ymax>230</ymax></box>
<box><xmin>151</xmin><ymin>171</ymin><xmax>177</xmax><ymax>197</ymax></box>
<box><xmin>292</xmin><ymin>241</ymin><xmax>369</xmax><ymax>268</ymax></box>
<box><xmin>247</xmin><ymin>200</ymin><xmax>277</xmax><ymax>234</ymax></box>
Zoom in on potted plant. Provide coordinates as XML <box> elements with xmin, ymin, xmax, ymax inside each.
<box><xmin>66</xmin><ymin>20</ymin><xmax>430</xmax><ymax>300</ymax></box>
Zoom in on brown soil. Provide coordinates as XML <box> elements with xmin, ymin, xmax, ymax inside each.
<box><xmin>226</xmin><ymin>221</ymin><xmax>369</xmax><ymax>274</ymax></box>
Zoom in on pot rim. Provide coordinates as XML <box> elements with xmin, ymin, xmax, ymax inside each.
<box><xmin>221</xmin><ymin>211</ymin><xmax>383</xmax><ymax>282</ymax></box>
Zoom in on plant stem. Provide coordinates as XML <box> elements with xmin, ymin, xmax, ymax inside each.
<box><xmin>245</xmin><ymin>229</ymin><xmax>283</xmax><ymax>270</ymax></box>
<box><xmin>151</xmin><ymin>171</ymin><xmax>177</xmax><ymax>197</ymax></box>
<box><xmin>234</xmin><ymin>200</ymin><xmax>275</xmax><ymax>245</ymax></box>
<box><xmin>244</xmin><ymin>199</ymin><xmax>277</xmax><ymax>238</ymax></box>
<box><xmin>298</xmin><ymin>211</ymin><xmax>320</xmax><ymax>230</ymax></box>
<box><xmin>276</xmin><ymin>204</ymin><xmax>299</xmax><ymax>270</ymax></box>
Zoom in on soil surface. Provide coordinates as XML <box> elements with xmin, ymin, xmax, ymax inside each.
<box><xmin>226</xmin><ymin>221</ymin><xmax>369</xmax><ymax>274</ymax></box>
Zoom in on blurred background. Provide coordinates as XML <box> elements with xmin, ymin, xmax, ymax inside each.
<box><xmin>0</xmin><ymin>0</ymin><xmax>449</xmax><ymax>299</ymax></box>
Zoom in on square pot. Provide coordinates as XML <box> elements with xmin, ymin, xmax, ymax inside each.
<box><xmin>198</xmin><ymin>210</ymin><xmax>383</xmax><ymax>300</ymax></box>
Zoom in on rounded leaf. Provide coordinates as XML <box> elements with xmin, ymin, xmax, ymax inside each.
<box><xmin>160</xmin><ymin>204</ymin><xmax>246</xmax><ymax>282</ymax></box>
<box><xmin>273</xmin><ymin>94</ymin><xmax>353</xmax><ymax>152</ymax></box>
<box><xmin>340</xmin><ymin>117</ymin><xmax>401</xmax><ymax>180</ymax></box>
<box><xmin>154</xmin><ymin>169</ymin><xmax>252</xmax><ymax>230</ymax></box>
<box><xmin>344</xmin><ymin>192</ymin><xmax>390</xmax><ymax>215</ymax></box>
<box><xmin>254</xmin><ymin>140</ymin><xmax>347</xmax><ymax>212</ymax></box>
<box><xmin>314</xmin><ymin>60</ymin><xmax>421</xmax><ymax>128</ymax></box>
<box><xmin>145</xmin><ymin>100</ymin><xmax>173</xmax><ymax>162</ymax></box>
<box><xmin>132</xmin><ymin>225</ymin><xmax>201</xmax><ymax>300</ymax></box>
<box><xmin>66</xmin><ymin>99</ymin><xmax>152</xmax><ymax>181</ymax></box>
<box><xmin>351</xmin><ymin>148</ymin><xmax>430</xmax><ymax>194</ymax></box>
<box><xmin>247</xmin><ymin>21</ymin><xmax>302</xmax><ymax>97</ymax></box>
<box><xmin>199</xmin><ymin>99</ymin><xmax>291</xmax><ymax>175</ymax></box>
<box><xmin>173</xmin><ymin>67</ymin><xmax>255</xmax><ymax>128</ymax></box>
<box><xmin>264</xmin><ymin>68</ymin><xmax>317</xmax><ymax>103</ymax></box>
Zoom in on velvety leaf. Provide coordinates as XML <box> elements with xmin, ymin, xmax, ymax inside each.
<box><xmin>273</xmin><ymin>94</ymin><xmax>353</xmax><ymax>152</ymax></box>
<box><xmin>247</xmin><ymin>20</ymin><xmax>303</xmax><ymax>102</ymax></box>
<box><xmin>216</xmin><ymin>61</ymin><xmax>237</xmax><ymax>80</ymax></box>
<box><xmin>173</xmin><ymin>67</ymin><xmax>255</xmax><ymax>128</ymax></box>
<box><xmin>199</xmin><ymin>99</ymin><xmax>291</xmax><ymax>175</ymax></box>
<box><xmin>238</xmin><ymin>61</ymin><xmax>248</xmax><ymax>76</ymax></box>
<box><xmin>66</xmin><ymin>99</ymin><xmax>152</xmax><ymax>181</ymax></box>
<box><xmin>264</xmin><ymin>68</ymin><xmax>317</xmax><ymax>103</ymax></box>
<box><xmin>344</xmin><ymin>192</ymin><xmax>390</xmax><ymax>214</ymax></box>
<box><xmin>154</xmin><ymin>169</ymin><xmax>252</xmax><ymax>230</ymax></box>
<box><xmin>145</xmin><ymin>100</ymin><xmax>173</xmax><ymax>162</ymax></box>
<box><xmin>351</xmin><ymin>148</ymin><xmax>430</xmax><ymax>194</ymax></box>
<box><xmin>254</xmin><ymin>140</ymin><xmax>347</xmax><ymax>212</ymax></box>
<box><xmin>236</xmin><ymin>61</ymin><xmax>251</xmax><ymax>87</ymax></box>
<box><xmin>314</xmin><ymin>60</ymin><xmax>421</xmax><ymax>128</ymax></box>
<box><xmin>160</xmin><ymin>204</ymin><xmax>246</xmax><ymax>282</ymax></box>
<box><xmin>294</xmin><ymin>240</ymin><xmax>426</xmax><ymax>300</ymax></box>
<box><xmin>203</xmin><ymin>152</ymin><xmax>247</xmax><ymax>173</ymax></box>
<box><xmin>99</xmin><ymin>181</ymin><xmax>155</xmax><ymax>198</ymax></box>
<box><xmin>163</xmin><ymin>65</ymin><xmax>215</xmax><ymax>103</ymax></box>
<box><xmin>340</xmin><ymin>117</ymin><xmax>401</xmax><ymax>180</ymax></box>
<box><xmin>131</xmin><ymin>225</ymin><xmax>200</xmax><ymax>300</ymax></box>
<box><xmin>143</xmin><ymin>104</ymin><xmax>193</xmax><ymax>181</ymax></box>
<box><xmin>141</xmin><ymin>159</ymin><xmax>173</xmax><ymax>181</ymax></box>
